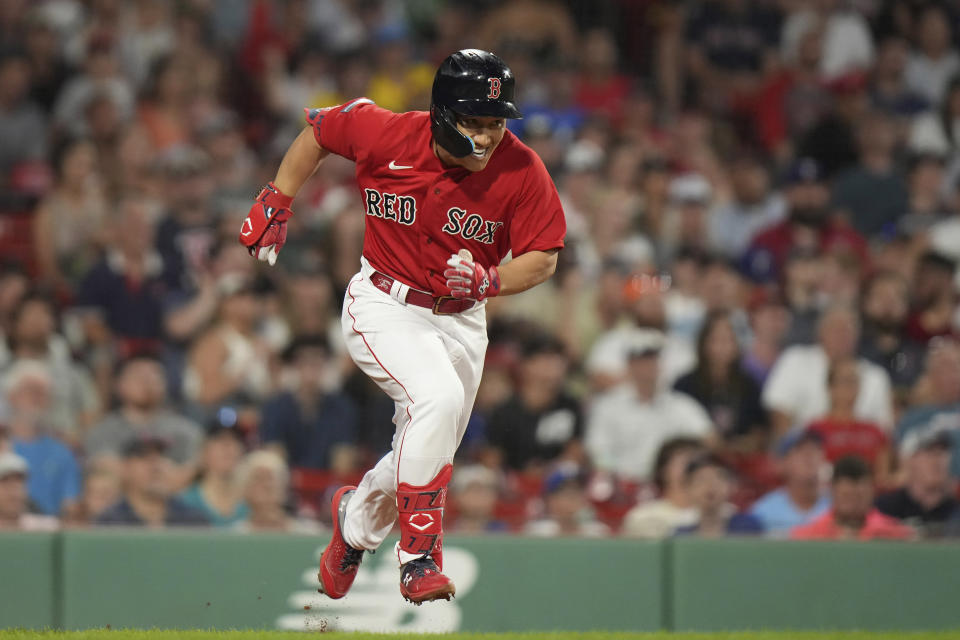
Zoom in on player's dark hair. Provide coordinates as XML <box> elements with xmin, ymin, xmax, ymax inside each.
<box><xmin>831</xmin><ymin>455</ymin><xmax>872</xmax><ymax>484</ymax></box>
<box><xmin>652</xmin><ymin>437</ymin><xmax>704</xmax><ymax>492</ymax></box>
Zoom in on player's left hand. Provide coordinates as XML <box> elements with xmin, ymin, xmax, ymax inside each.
<box><xmin>239</xmin><ymin>182</ymin><xmax>294</xmax><ymax>266</ymax></box>
<box><xmin>444</xmin><ymin>252</ymin><xmax>501</xmax><ymax>301</ymax></box>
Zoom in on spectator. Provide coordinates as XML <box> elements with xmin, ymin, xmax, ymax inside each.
<box><xmin>790</xmin><ymin>455</ymin><xmax>912</xmax><ymax>540</ymax></box>
<box><xmin>743</xmin><ymin>158</ymin><xmax>868</xmax><ymax>283</ymax></box>
<box><xmin>742</xmin><ymin>289</ymin><xmax>791</xmax><ymax>385</ymax></box>
<box><xmin>870</xmin><ymin>35</ymin><xmax>929</xmax><ymax>118</ymax></box>
<box><xmin>658</xmin><ymin>174</ymin><xmax>713</xmax><ymax>264</ymax></box>
<box><xmin>750</xmin><ymin>430</ymin><xmax>831</xmax><ymax>535</ymax></box>
<box><xmin>6</xmin><ymin>360</ymin><xmax>81</xmax><ymax>516</ymax></box>
<box><xmin>831</xmin><ymin>110</ymin><xmax>908</xmax><ymax>237</ymax></box>
<box><xmin>762</xmin><ymin>304</ymin><xmax>894</xmax><ymax>436</ymax></box>
<box><xmin>908</xmin><ymin>79</ymin><xmax>960</xmax><ymax>158</ymax></box>
<box><xmin>899</xmin><ymin>153</ymin><xmax>949</xmax><ymax>235</ymax></box>
<box><xmin>585</xmin><ymin>330</ymin><xmax>713</xmax><ymax>482</ymax></box>
<box><xmin>486</xmin><ymin>335</ymin><xmax>583</xmax><ymax>473</ymax></box>
<box><xmin>233</xmin><ymin>450</ymin><xmax>320</xmax><ymax>534</ymax></box>
<box><xmin>5</xmin><ymin>292</ymin><xmax>100</xmax><ymax>437</ymax></box>
<box><xmin>449</xmin><ymin>464</ymin><xmax>508</xmax><ymax>534</ymax></box>
<box><xmin>675</xmin><ymin>453</ymin><xmax>764</xmax><ymax>537</ymax></box>
<box><xmin>674</xmin><ymin>311</ymin><xmax>768</xmax><ymax>448</ymax></box>
<box><xmin>621</xmin><ymin>437</ymin><xmax>704</xmax><ymax>539</ymax></box>
<box><xmin>0</xmin><ymin>50</ymin><xmax>47</xmax><ymax>187</ymax></box>
<box><xmin>896</xmin><ymin>339</ymin><xmax>960</xmax><ymax>478</ymax></box>
<box><xmin>32</xmin><ymin>137</ymin><xmax>107</xmax><ymax>291</ymax></box>
<box><xmin>708</xmin><ymin>154</ymin><xmax>786</xmax><ymax>260</ymax></box>
<box><xmin>97</xmin><ymin>435</ymin><xmax>209</xmax><ymax>527</ymax></box>
<box><xmin>806</xmin><ymin>358</ymin><xmax>891</xmax><ymax>480</ymax></box>
<box><xmin>781</xmin><ymin>0</ymin><xmax>875</xmax><ymax>80</ymax></box>
<box><xmin>178</xmin><ymin>412</ymin><xmax>248</xmax><ymax>527</ymax></box>
<box><xmin>72</xmin><ymin>460</ymin><xmax>121</xmax><ymax>525</ymax></box>
<box><xmin>0</xmin><ymin>451</ymin><xmax>58</xmax><ymax>531</ymax></box>
<box><xmin>76</xmin><ymin>198</ymin><xmax>168</xmax><ymax>355</ymax></box>
<box><xmin>260</xmin><ymin>335</ymin><xmax>358</xmax><ymax>472</ymax></box>
<box><xmin>858</xmin><ymin>271</ymin><xmax>926</xmax><ymax>393</ymax></box>
<box><xmin>904</xmin><ymin>252</ymin><xmax>958</xmax><ymax>344</ymax></box>
<box><xmin>903</xmin><ymin>5</ymin><xmax>959</xmax><ymax>107</ymax></box>
<box><xmin>876</xmin><ymin>431</ymin><xmax>959</xmax><ymax>538</ymax></box>
<box><xmin>525</xmin><ymin>464</ymin><xmax>609</xmax><ymax>537</ymax></box>
<box><xmin>85</xmin><ymin>355</ymin><xmax>203</xmax><ymax>479</ymax></box>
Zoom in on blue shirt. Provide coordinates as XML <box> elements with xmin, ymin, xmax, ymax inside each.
<box><xmin>13</xmin><ymin>436</ymin><xmax>81</xmax><ymax>515</ymax></box>
<box><xmin>96</xmin><ymin>497</ymin><xmax>210</xmax><ymax>527</ymax></box>
<box><xmin>896</xmin><ymin>403</ymin><xmax>960</xmax><ymax>477</ymax></box>
<box><xmin>259</xmin><ymin>391</ymin><xmax>357</xmax><ymax>469</ymax></box>
<box><xmin>178</xmin><ymin>484</ymin><xmax>249</xmax><ymax>527</ymax></box>
<box><xmin>675</xmin><ymin>512</ymin><xmax>765</xmax><ymax>536</ymax></box>
<box><xmin>750</xmin><ymin>488</ymin><xmax>831</xmax><ymax>534</ymax></box>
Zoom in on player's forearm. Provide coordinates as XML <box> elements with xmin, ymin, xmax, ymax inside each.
<box><xmin>496</xmin><ymin>249</ymin><xmax>558</xmax><ymax>296</ymax></box>
<box><xmin>273</xmin><ymin>126</ymin><xmax>330</xmax><ymax>196</ymax></box>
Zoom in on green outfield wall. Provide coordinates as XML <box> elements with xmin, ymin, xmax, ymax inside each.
<box><xmin>1</xmin><ymin>532</ymin><xmax>959</xmax><ymax>632</ymax></box>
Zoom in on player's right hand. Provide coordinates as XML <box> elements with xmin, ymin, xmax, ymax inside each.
<box><xmin>239</xmin><ymin>182</ymin><xmax>294</xmax><ymax>266</ymax></box>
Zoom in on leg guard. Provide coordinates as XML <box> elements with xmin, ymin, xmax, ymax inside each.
<box><xmin>396</xmin><ymin>464</ymin><xmax>452</xmax><ymax>567</ymax></box>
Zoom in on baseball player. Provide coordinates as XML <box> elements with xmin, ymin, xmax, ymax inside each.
<box><xmin>239</xmin><ymin>50</ymin><xmax>565</xmax><ymax>604</ymax></box>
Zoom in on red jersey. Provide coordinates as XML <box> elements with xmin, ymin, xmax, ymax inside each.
<box><xmin>807</xmin><ymin>417</ymin><xmax>889</xmax><ymax>467</ymax></box>
<box><xmin>790</xmin><ymin>508</ymin><xmax>912</xmax><ymax>540</ymax></box>
<box><xmin>306</xmin><ymin>98</ymin><xmax>566</xmax><ymax>294</ymax></box>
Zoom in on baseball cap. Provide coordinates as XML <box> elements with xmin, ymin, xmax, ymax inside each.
<box><xmin>205</xmin><ymin>406</ymin><xmax>246</xmax><ymax>441</ymax></box>
<box><xmin>899</xmin><ymin>429</ymin><xmax>953</xmax><ymax>459</ymax></box>
<box><xmin>783</xmin><ymin>157</ymin><xmax>824</xmax><ymax>185</ymax></box>
<box><xmin>625</xmin><ymin>329</ymin><xmax>665</xmax><ymax>360</ymax></box>
<box><xmin>775</xmin><ymin>428</ymin><xmax>824</xmax><ymax>458</ymax></box>
<box><xmin>669</xmin><ymin>173</ymin><xmax>712</xmax><ymax>204</ymax></box>
<box><xmin>121</xmin><ymin>434</ymin><xmax>170</xmax><ymax>458</ymax></box>
<box><xmin>543</xmin><ymin>464</ymin><xmax>586</xmax><ymax>495</ymax></box>
<box><xmin>0</xmin><ymin>451</ymin><xmax>28</xmax><ymax>478</ymax></box>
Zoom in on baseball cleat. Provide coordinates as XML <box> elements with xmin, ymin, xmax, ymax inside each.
<box><xmin>399</xmin><ymin>556</ymin><xmax>456</xmax><ymax>604</ymax></box>
<box><xmin>318</xmin><ymin>486</ymin><xmax>363</xmax><ymax>599</ymax></box>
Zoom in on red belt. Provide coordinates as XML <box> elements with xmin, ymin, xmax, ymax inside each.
<box><xmin>369</xmin><ymin>270</ymin><xmax>476</xmax><ymax>315</ymax></box>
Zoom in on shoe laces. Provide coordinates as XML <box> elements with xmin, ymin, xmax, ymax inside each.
<box><xmin>340</xmin><ymin>544</ymin><xmax>364</xmax><ymax>572</ymax></box>
<box><xmin>402</xmin><ymin>556</ymin><xmax>438</xmax><ymax>579</ymax></box>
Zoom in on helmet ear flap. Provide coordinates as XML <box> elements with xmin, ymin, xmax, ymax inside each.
<box><xmin>430</xmin><ymin>104</ymin><xmax>476</xmax><ymax>158</ymax></box>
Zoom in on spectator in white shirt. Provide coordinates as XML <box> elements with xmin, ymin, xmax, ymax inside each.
<box><xmin>762</xmin><ymin>304</ymin><xmax>893</xmax><ymax>437</ymax></box>
<box><xmin>585</xmin><ymin>331</ymin><xmax>714</xmax><ymax>482</ymax></box>
<box><xmin>621</xmin><ymin>437</ymin><xmax>704</xmax><ymax>538</ymax></box>
<box><xmin>904</xmin><ymin>6</ymin><xmax>960</xmax><ymax>107</ymax></box>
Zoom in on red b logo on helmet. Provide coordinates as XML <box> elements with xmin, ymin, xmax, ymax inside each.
<box><xmin>487</xmin><ymin>77</ymin><xmax>501</xmax><ymax>99</ymax></box>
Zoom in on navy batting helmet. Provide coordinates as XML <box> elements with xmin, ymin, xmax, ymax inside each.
<box><xmin>430</xmin><ymin>49</ymin><xmax>523</xmax><ymax>158</ymax></box>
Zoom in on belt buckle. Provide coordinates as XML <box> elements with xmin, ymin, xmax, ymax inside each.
<box><xmin>432</xmin><ymin>295</ymin><xmax>459</xmax><ymax>315</ymax></box>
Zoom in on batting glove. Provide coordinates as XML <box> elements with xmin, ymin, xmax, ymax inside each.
<box><xmin>239</xmin><ymin>182</ymin><xmax>294</xmax><ymax>266</ymax></box>
<box><xmin>444</xmin><ymin>253</ymin><xmax>501</xmax><ymax>301</ymax></box>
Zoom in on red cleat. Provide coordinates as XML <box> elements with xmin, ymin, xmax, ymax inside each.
<box><xmin>318</xmin><ymin>486</ymin><xmax>364</xmax><ymax>599</ymax></box>
<box><xmin>399</xmin><ymin>556</ymin><xmax>456</xmax><ymax>604</ymax></box>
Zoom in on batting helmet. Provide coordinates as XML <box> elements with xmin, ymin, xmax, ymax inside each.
<box><xmin>430</xmin><ymin>49</ymin><xmax>523</xmax><ymax>158</ymax></box>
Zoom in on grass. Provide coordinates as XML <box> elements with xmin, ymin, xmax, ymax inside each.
<box><xmin>1</xmin><ymin>632</ymin><xmax>959</xmax><ymax>640</ymax></box>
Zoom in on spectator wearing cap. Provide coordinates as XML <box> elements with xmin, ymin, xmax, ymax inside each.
<box><xmin>621</xmin><ymin>437</ymin><xmax>703</xmax><ymax>539</ymax></box>
<box><xmin>6</xmin><ymin>360</ymin><xmax>81</xmax><ymax>516</ymax></box>
<box><xmin>0</xmin><ymin>50</ymin><xmax>47</xmax><ymax>186</ymax></box>
<box><xmin>525</xmin><ymin>464</ymin><xmax>609</xmax><ymax>537</ymax></box>
<box><xmin>674</xmin><ymin>454</ymin><xmax>763</xmax><ymax>537</ymax></box>
<box><xmin>4</xmin><ymin>292</ymin><xmax>100</xmax><ymax>437</ymax></box>
<box><xmin>763</xmin><ymin>304</ymin><xmax>894</xmax><ymax>438</ymax></box>
<box><xmin>742</xmin><ymin>288</ymin><xmax>791</xmax><ymax>386</ymax></box>
<box><xmin>232</xmin><ymin>450</ymin><xmax>321</xmax><ymax>534</ymax></box>
<box><xmin>448</xmin><ymin>464</ymin><xmax>508</xmax><ymax>534</ymax></box>
<box><xmin>178</xmin><ymin>411</ymin><xmax>248</xmax><ymax>527</ymax></box>
<box><xmin>585</xmin><ymin>330</ymin><xmax>713</xmax><ymax>483</ymax></box>
<box><xmin>806</xmin><ymin>358</ymin><xmax>891</xmax><ymax>481</ymax></box>
<box><xmin>877</xmin><ymin>431</ymin><xmax>959</xmax><ymax>538</ymax></box>
<box><xmin>658</xmin><ymin>173</ymin><xmax>712</xmax><ymax>266</ymax></box>
<box><xmin>830</xmin><ymin>110</ymin><xmax>908</xmax><ymax>237</ymax></box>
<box><xmin>708</xmin><ymin>155</ymin><xmax>786</xmax><ymax>260</ymax></box>
<box><xmin>85</xmin><ymin>355</ymin><xmax>203</xmax><ymax>483</ymax></box>
<box><xmin>896</xmin><ymin>339</ymin><xmax>960</xmax><ymax>478</ymax></box>
<box><xmin>486</xmin><ymin>335</ymin><xmax>583</xmax><ymax>473</ymax></box>
<box><xmin>97</xmin><ymin>435</ymin><xmax>209</xmax><ymax>527</ymax></box>
<box><xmin>75</xmin><ymin>197</ymin><xmax>168</xmax><ymax>356</ymax></box>
<box><xmin>260</xmin><ymin>335</ymin><xmax>358</xmax><ymax>472</ymax></box>
<box><xmin>904</xmin><ymin>6</ymin><xmax>960</xmax><ymax>108</ymax></box>
<box><xmin>750</xmin><ymin>429</ymin><xmax>831</xmax><ymax>534</ymax></box>
<box><xmin>791</xmin><ymin>455</ymin><xmax>913</xmax><ymax>540</ymax></box>
<box><xmin>904</xmin><ymin>252</ymin><xmax>958</xmax><ymax>344</ymax></box>
<box><xmin>858</xmin><ymin>271</ymin><xmax>926</xmax><ymax>393</ymax></box>
<box><xmin>674</xmin><ymin>311</ymin><xmax>768</xmax><ymax>448</ymax></box>
<box><xmin>743</xmin><ymin>157</ymin><xmax>868</xmax><ymax>284</ymax></box>
<box><xmin>0</xmin><ymin>451</ymin><xmax>58</xmax><ymax>531</ymax></box>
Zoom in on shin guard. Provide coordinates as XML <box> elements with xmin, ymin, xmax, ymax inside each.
<box><xmin>396</xmin><ymin>464</ymin><xmax>452</xmax><ymax>567</ymax></box>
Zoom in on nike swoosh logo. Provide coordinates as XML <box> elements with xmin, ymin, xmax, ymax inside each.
<box><xmin>388</xmin><ymin>160</ymin><xmax>413</xmax><ymax>170</ymax></box>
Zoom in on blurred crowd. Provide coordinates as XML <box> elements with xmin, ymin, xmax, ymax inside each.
<box><xmin>0</xmin><ymin>0</ymin><xmax>960</xmax><ymax>542</ymax></box>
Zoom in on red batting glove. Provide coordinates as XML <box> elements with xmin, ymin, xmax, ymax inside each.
<box><xmin>444</xmin><ymin>253</ymin><xmax>501</xmax><ymax>301</ymax></box>
<box><xmin>239</xmin><ymin>182</ymin><xmax>294</xmax><ymax>266</ymax></box>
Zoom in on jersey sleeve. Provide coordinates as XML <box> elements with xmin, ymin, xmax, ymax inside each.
<box><xmin>509</xmin><ymin>154</ymin><xmax>566</xmax><ymax>255</ymax></box>
<box><xmin>304</xmin><ymin>98</ymin><xmax>394</xmax><ymax>163</ymax></box>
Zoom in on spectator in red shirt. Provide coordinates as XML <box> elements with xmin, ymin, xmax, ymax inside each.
<box><xmin>742</xmin><ymin>158</ymin><xmax>869</xmax><ymax>284</ymax></box>
<box><xmin>807</xmin><ymin>358</ymin><xmax>891</xmax><ymax>483</ymax></box>
<box><xmin>791</xmin><ymin>455</ymin><xmax>913</xmax><ymax>540</ymax></box>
